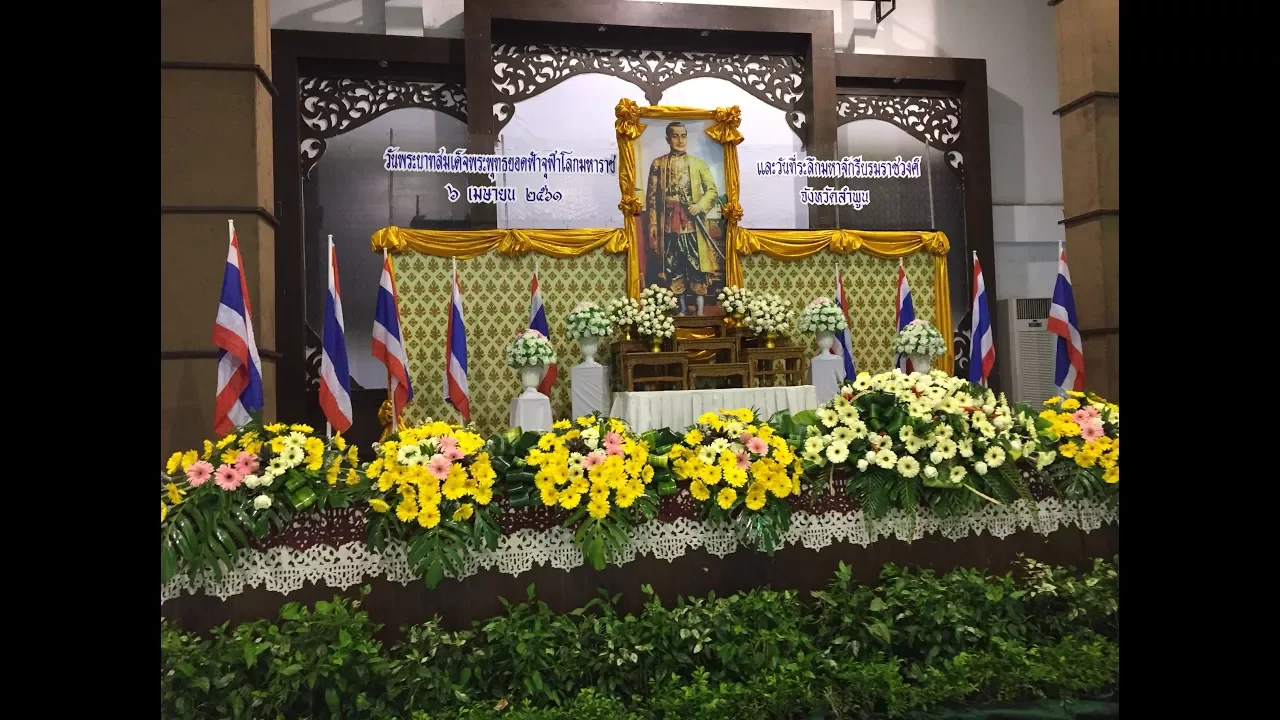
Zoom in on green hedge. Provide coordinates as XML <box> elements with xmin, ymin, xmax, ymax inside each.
<box><xmin>161</xmin><ymin>556</ymin><xmax>1118</xmax><ymax>719</ymax></box>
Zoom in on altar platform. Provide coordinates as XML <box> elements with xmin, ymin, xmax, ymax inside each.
<box><xmin>609</xmin><ymin>385</ymin><xmax>818</xmax><ymax>432</ymax></box>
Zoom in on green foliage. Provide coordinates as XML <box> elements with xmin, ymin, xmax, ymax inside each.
<box><xmin>162</xmin><ymin>558</ymin><xmax>1119</xmax><ymax>719</ymax></box>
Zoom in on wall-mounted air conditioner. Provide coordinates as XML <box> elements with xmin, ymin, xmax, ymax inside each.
<box><xmin>995</xmin><ymin>298</ymin><xmax>1058</xmax><ymax>404</ymax></box>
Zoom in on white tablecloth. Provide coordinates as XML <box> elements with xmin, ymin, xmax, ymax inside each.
<box><xmin>609</xmin><ymin>386</ymin><xmax>819</xmax><ymax>432</ymax></box>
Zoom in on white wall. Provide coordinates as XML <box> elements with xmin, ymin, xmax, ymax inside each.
<box><xmin>271</xmin><ymin>0</ymin><xmax>1064</xmax><ymax>299</ymax></box>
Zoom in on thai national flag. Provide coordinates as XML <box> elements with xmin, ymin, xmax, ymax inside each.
<box><xmin>372</xmin><ymin>252</ymin><xmax>414</xmax><ymax>427</ymax></box>
<box><xmin>212</xmin><ymin>219</ymin><xmax>264</xmax><ymax>435</ymax></box>
<box><xmin>894</xmin><ymin>261</ymin><xmax>916</xmax><ymax>373</ymax></box>
<box><xmin>527</xmin><ymin>271</ymin><xmax>557</xmax><ymax>396</ymax></box>
<box><xmin>968</xmin><ymin>252</ymin><xmax>995</xmax><ymax>385</ymax></box>
<box><xmin>1047</xmin><ymin>245</ymin><xmax>1086</xmax><ymax>393</ymax></box>
<box><xmin>443</xmin><ymin>262</ymin><xmax>471</xmax><ymax>424</ymax></box>
<box><xmin>833</xmin><ymin>268</ymin><xmax>857</xmax><ymax>379</ymax></box>
<box><xmin>319</xmin><ymin>236</ymin><xmax>353</xmax><ymax>433</ymax></box>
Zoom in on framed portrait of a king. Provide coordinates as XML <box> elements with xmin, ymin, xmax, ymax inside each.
<box><xmin>631</xmin><ymin>118</ymin><xmax>731</xmax><ymax>317</ymax></box>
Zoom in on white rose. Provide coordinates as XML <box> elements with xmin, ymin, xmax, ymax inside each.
<box><xmin>243</xmin><ymin>474</ymin><xmax>261</xmax><ymax>489</ymax></box>
<box><xmin>856</xmin><ymin>459</ymin><xmax>869</xmax><ymax>471</ymax></box>
<box><xmin>253</xmin><ymin>494</ymin><xmax>273</xmax><ymax>510</ymax></box>
<box><xmin>923</xmin><ymin>465</ymin><xmax>938</xmax><ymax>479</ymax></box>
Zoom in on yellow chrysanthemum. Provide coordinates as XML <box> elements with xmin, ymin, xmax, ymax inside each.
<box><xmin>576</xmin><ymin>415</ymin><xmax>596</xmax><ymax>427</ymax></box>
<box><xmin>202</xmin><ymin>440</ymin><xmax>214</xmax><ymax>459</ymax></box>
<box><xmin>395</xmin><ymin>499</ymin><xmax>419</xmax><ymax>522</ymax></box>
<box><xmin>716</xmin><ymin>487</ymin><xmax>737</xmax><ymax>510</ymax></box>
<box><xmin>160</xmin><ymin>501</ymin><xmax>168</xmax><ymax>523</ymax></box>
<box><xmin>332</xmin><ymin>433</ymin><xmax>347</xmax><ymax>451</ymax></box>
<box><xmin>689</xmin><ymin>479</ymin><xmax>711</xmax><ymax>501</ymax></box>
<box><xmin>264</xmin><ymin>423</ymin><xmax>287</xmax><ymax>434</ymax></box>
<box><xmin>697</xmin><ymin>411</ymin><xmax>719</xmax><ymax>426</ymax></box>
<box><xmin>1103</xmin><ymin>466</ymin><xmax>1119</xmax><ymax>484</ymax></box>
<box><xmin>443</xmin><ymin>475</ymin><xmax>468</xmax><ymax>500</ymax></box>
<box><xmin>418</xmin><ymin>504</ymin><xmax>442</xmax><ymax>528</ymax></box>
<box><xmin>290</xmin><ymin>424</ymin><xmax>314</xmax><ymax>433</ymax></box>
<box><xmin>744</xmin><ymin>490</ymin><xmax>767</xmax><ymax>511</ymax></box>
<box><xmin>540</xmin><ymin>485</ymin><xmax>560</xmax><ymax>506</ymax></box>
<box><xmin>244</xmin><ymin>440</ymin><xmax>263</xmax><ymax>456</ymax></box>
<box><xmin>220</xmin><ymin>448</ymin><xmax>240</xmax><ymax>465</ymax></box>
<box><xmin>684</xmin><ymin>428</ymin><xmax>704</xmax><ymax>446</ymax></box>
<box><xmin>473</xmin><ymin>486</ymin><xmax>494</xmax><ymax>505</ymax></box>
<box><xmin>306</xmin><ymin>453</ymin><xmax>325</xmax><ymax>473</ymax></box>
<box><xmin>347</xmin><ymin>445</ymin><xmax>359</xmax><ymax>466</ymax></box>
<box><xmin>559</xmin><ymin>490</ymin><xmax>583</xmax><ymax>510</ymax></box>
<box><xmin>165</xmin><ymin>452</ymin><xmax>184</xmax><ymax>475</ymax></box>
<box><xmin>1067</xmin><ymin>390</ymin><xmax>1086</xmax><ymax>398</ymax></box>
<box><xmin>366</xmin><ymin>457</ymin><xmax>385</xmax><ymax>479</ymax></box>
<box><xmin>453</xmin><ymin>503</ymin><xmax>474</xmax><ymax>521</ymax></box>
<box><xmin>552</xmin><ymin>419</ymin><xmax>572</xmax><ymax>430</ymax></box>
<box><xmin>369</xmin><ymin>498</ymin><xmax>390</xmax><ymax>513</ymax></box>
<box><xmin>608</xmin><ymin>418</ymin><xmax>627</xmax><ymax>434</ymax></box>
<box><xmin>733</xmin><ymin>409</ymin><xmax>754</xmax><ymax>423</ymax></box>
<box><xmin>457</xmin><ymin>432</ymin><xmax>485</xmax><ymax>455</ymax></box>
<box><xmin>1060</xmin><ymin>399</ymin><xmax>1080</xmax><ymax>411</ymax></box>
<box><xmin>269</xmin><ymin>436</ymin><xmax>288</xmax><ymax>454</ymax></box>
<box><xmin>216</xmin><ymin>434</ymin><xmax>238</xmax><ymax>450</ymax></box>
<box><xmin>1038</xmin><ymin>409</ymin><xmax>1059</xmax><ymax>421</ymax></box>
<box><xmin>587</xmin><ymin>496</ymin><xmax>610</xmax><ymax>519</ymax></box>
<box><xmin>1058</xmin><ymin>442</ymin><xmax>1079</xmax><ymax>458</ymax></box>
<box><xmin>304</xmin><ymin>437</ymin><xmax>324</xmax><ymax>457</ymax></box>
<box><xmin>166</xmin><ymin>482</ymin><xmax>185</xmax><ymax>505</ymax></box>
<box><xmin>1043</xmin><ymin>396</ymin><xmax>1061</xmax><ymax>406</ymax></box>
<box><xmin>1057</xmin><ymin>422</ymin><xmax>1081</xmax><ymax>438</ymax></box>
<box><xmin>344</xmin><ymin>469</ymin><xmax>359</xmax><ymax>486</ymax></box>
<box><xmin>180</xmin><ymin>450</ymin><xmax>198</xmax><ymax>472</ymax></box>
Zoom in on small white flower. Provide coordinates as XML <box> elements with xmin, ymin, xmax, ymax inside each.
<box><xmin>253</xmin><ymin>494</ymin><xmax>273</xmax><ymax>510</ymax></box>
<box><xmin>243</xmin><ymin>474</ymin><xmax>261</xmax><ymax>489</ymax></box>
<box><xmin>923</xmin><ymin>465</ymin><xmax>938</xmax><ymax>479</ymax></box>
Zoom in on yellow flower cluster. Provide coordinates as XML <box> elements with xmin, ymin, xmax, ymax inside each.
<box><xmin>1041</xmin><ymin>391</ymin><xmax>1119</xmax><ymax>484</ymax></box>
<box><xmin>363</xmin><ymin>421</ymin><xmax>495</xmax><ymax>529</ymax></box>
<box><xmin>670</xmin><ymin>409</ymin><xmax>800</xmax><ymax>512</ymax></box>
<box><xmin>529</xmin><ymin>415</ymin><xmax>654</xmax><ymax>520</ymax></box>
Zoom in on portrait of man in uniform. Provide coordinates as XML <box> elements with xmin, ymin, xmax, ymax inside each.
<box><xmin>636</xmin><ymin>120</ymin><xmax>726</xmax><ymax>316</ymax></box>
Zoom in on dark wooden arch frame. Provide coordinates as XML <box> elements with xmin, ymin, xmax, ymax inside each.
<box><xmin>271</xmin><ymin>31</ymin><xmax>467</xmax><ymax>425</ymax></box>
<box><xmin>834</xmin><ymin>54</ymin><xmax>998</xmax><ymax>390</ymax></box>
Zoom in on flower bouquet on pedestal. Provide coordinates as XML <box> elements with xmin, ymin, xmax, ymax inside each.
<box><xmin>640</xmin><ymin>284</ymin><xmax>679</xmax><ymax>315</ymax></box>
<box><xmin>890</xmin><ymin>319</ymin><xmax>947</xmax><ymax>372</ymax></box>
<box><xmin>1029</xmin><ymin>391</ymin><xmax>1119</xmax><ymax>499</ymax></box>
<box><xmin>797</xmin><ymin>370</ymin><xmax>1036</xmax><ymax>525</ymax></box>
<box><xmin>361</xmin><ymin>420</ymin><xmax>500</xmax><ymax>588</ymax></box>
<box><xmin>797</xmin><ymin>297</ymin><xmax>848</xmax><ymax>353</ymax></box>
<box><xmin>605</xmin><ymin>296</ymin><xmax>640</xmax><ymax>340</ymax></box>
<box><xmin>717</xmin><ymin>285</ymin><xmax>754</xmax><ymax>328</ymax></box>
<box><xmin>160</xmin><ymin>420</ymin><xmax>365</xmax><ymax>584</ymax></box>
<box><xmin>745</xmin><ymin>291</ymin><xmax>793</xmax><ymax>348</ymax></box>
<box><xmin>667</xmin><ymin>409</ymin><xmax>801</xmax><ymax>552</ymax></box>
<box><xmin>565</xmin><ymin>301</ymin><xmax>613</xmax><ymax>365</ymax></box>
<box><xmin>501</xmin><ymin>414</ymin><xmax>672</xmax><ymax>570</ymax></box>
<box><xmin>506</xmin><ymin>329</ymin><xmax>557</xmax><ymax>396</ymax></box>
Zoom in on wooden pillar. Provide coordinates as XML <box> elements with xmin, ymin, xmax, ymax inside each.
<box><xmin>1052</xmin><ymin>0</ymin><xmax>1119</xmax><ymax>401</ymax></box>
<box><xmin>161</xmin><ymin>0</ymin><xmax>276</xmax><ymax>459</ymax></box>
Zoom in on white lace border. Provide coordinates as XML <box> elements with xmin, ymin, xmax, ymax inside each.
<box><xmin>161</xmin><ymin>498</ymin><xmax>1117</xmax><ymax>604</ymax></box>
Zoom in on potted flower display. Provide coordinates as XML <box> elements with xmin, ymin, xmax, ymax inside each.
<box><xmin>636</xmin><ymin>296</ymin><xmax>676</xmax><ymax>352</ymax></box>
<box><xmin>797</xmin><ymin>297</ymin><xmax>848</xmax><ymax>354</ymax></box>
<box><xmin>891</xmin><ymin>319</ymin><xmax>947</xmax><ymax>372</ymax></box>
<box><xmin>745</xmin><ymin>291</ymin><xmax>793</xmax><ymax>348</ymax></box>
<box><xmin>717</xmin><ymin>285</ymin><xmax>753</xmax><ymax>328</ymax></box>
<box><xmin>506</xmin><ymin>329</ymin><xmax>557</xmax><ymax>396</ymax></box>
<box><xmin>605</xmin><ymin>296</ymin><xmax>640</xmax><ymax>340</ymax></box>
<box><xmin>640</xmin><ymin>284</ymin><xmax>679</xmax><ymax>315</ymax></box>
<box><xmin>565</xmin><ymin>301</ymin><xmax>613</xmax><ymax>366</ymax></box>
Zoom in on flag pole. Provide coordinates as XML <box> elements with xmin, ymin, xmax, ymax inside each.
<box><xmin>384</xmin><ymin>249</ymin><xmax>394</xmax><ymax>426</ymax></box>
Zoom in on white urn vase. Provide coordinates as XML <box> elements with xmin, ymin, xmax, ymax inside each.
<box><xmin>908</xmin><ymin>354</ymin><xmax>932</xmax><ymax>373</ymax></box>
<box><xmin>815</xmin><ymin>330</ymin><xmax>836</xmax><ymax>354</ymax></box>
<box><xmin>578</xmin><ymin>336</ymin><xmax>601</xmax><ymax>366</ymax></box>
<box><xmin>519</xmin><ymin>365</ymin><xmax>545</xmax><ymax>396</ymax></box>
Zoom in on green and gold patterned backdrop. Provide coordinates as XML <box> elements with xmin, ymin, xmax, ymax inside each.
<box><xmin>395</xmin><ymin>249</ymin><xmax>937</xmax><ymax>435</ymax></box>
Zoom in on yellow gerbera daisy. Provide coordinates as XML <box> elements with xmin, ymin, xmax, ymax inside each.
<box><xmin>453</xmin><ymin>503</ymin><xmax>474</xmax><ymax>521</ymax></box>
<box><xmin>161</xmin><ymin>501</ymin><xmax>168</xmax><ymax>523</ymax></box>
<box><xmin>369</xmin><ymin>498</ymin><xmax>390</xmax><ymax>513</ymax></box>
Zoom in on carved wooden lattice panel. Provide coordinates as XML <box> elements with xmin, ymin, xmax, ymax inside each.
<box><xmin>836</xmin><ymin>95</ymin><xmax>963</xmax><ymax>176</ymax></box>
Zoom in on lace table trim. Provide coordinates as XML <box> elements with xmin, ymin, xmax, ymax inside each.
<box><xmin>161</xmin><ymin>498</ymin><xmax>1117</xmax><ymax>604</ymax></box>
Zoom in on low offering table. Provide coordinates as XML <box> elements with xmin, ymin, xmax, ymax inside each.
<box><xmin>609</xmin><ymin>385</ymin><xmax>818</xmax><ymax>432</ymax></box>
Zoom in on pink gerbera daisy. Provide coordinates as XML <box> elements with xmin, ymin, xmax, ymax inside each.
<box><xmin>437</xmin><ymin>436</ymin><xmax>459</xmax><ymax>453</ymax></box>
<box><xmin>233</xmin><ymin>451</ymin><xmax>260</xmax><ymax>475</ymax></box>
<box><xmin>427</xmin><ymin>454</ymin><xmax>452</xmax><ymax>480</ymax></box>
<box><xmin>735</xmin><ymin>451</ymin><xmax>751</xmax><ymax>470</ymax></box>
<box><xmin>186</xmin><ymin>460</ymin><xmax>214</xmax><ymax>487</ymax></box>
<box><xmin>604</xmin><ymin>431</ymin><xmax>623</xmax><ymax>448</ymax></box>
<box><xmin>1079</xmin><ymin>421</ymin><xmax>1105</xmax><ymax>442</ymax></box>
<box><xmin>746</xmin><ymin>437</ymin><xmax>768</xmax><ymax>455</ymax></box>
<box><xmin>444</xmin><ymin>447</ymin><xmax>465</xmax><ymax>462</ymax></box>
<box><xmin>739</xmin><ymin>432</ymin><xmax>754</xmax><ymax>445</ymax></box>
<box><xmin>214</xmin><ymin>464</ymin><xmax>242</xmax><ymax>491</ymax></box>
<box><xmin>1071</xmin><ymin>407</ymin><xmax>1100</xmax><ymax>425</ymax></box>
<box><xmin>583</xmin><ymin>451</ymin><xmax>606</xmax><ymax>469</ymax></box>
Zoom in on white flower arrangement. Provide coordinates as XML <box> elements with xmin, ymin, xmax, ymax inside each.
<box><xmin>717</xmin><ymin>286</ymin><xmax>754</xmax><ymax>315</ymax></box>
<box><xmin>505</xmin><ymin>329</ymin><xmax>557</xmax><ymax>369</ymax></box>
<box><xmin>640</xmin><ymin>284</ymin><xmax>678</xmax><ymax>315</ymax></box>
<box><xmin>605</xmin><ymin>296</ymin><xmax>641</xmax><ymax>329</ymax></box>
<box><xmin>797</xmin><ymin>297</ymin><xmax>848</xmax><ymax>334</ymax></box>
<box><xmin>744</xmin><ymin>291</ymin><xmax>793</xmax><ymax>334</ymax></box>
<box><xmin>565</xmin><ymin>301</ymin><xmax>613</xmax><ymax>340</ymax></box>
<box><xmin>891</xmin><ymin>319</ymin><xmax>947</xmax><ymax>358</ymax></box>
<box><xmin>636</xmin><ymin>298</ymin><xmax>676</xmax><ymax>339</ymax></box>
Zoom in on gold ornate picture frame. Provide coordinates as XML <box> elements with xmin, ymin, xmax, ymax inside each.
<box><xmin>615</xmin><ymin>99</ymin><xmax>743</xmax><ymax>309</ymax></box>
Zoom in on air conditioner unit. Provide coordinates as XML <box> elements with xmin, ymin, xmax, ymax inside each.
<box><xmin>995</xmin><ymin>298</ymin><xmax>1058</xmax><ymax>404</ymax></box>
